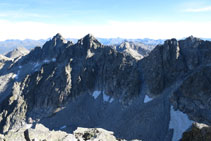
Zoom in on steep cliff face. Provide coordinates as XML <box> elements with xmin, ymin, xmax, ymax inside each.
<box><xmin>0</xmin><ymin>34</ymin><xmax>211</xmax><ymax>141</ymax></box>
<box><xmin>141</xmin><ymin>36</ymin><xmax>211</xmax><ymax>96</ymax></box>
<box><xmin>0</xmin><ymin>34</ymin><xmax>142</xmax><ymax>137</ymax></box>
<box><xmin>141</xmin><ymin>36</ymin><xmax>211</xmax><ymax>127</ymax></box>
<box><xmin>141</xmin><ymin>38</ymin><xmax>185</xmax><ymax>95</ymax></box>
<box><xmin>171</xmin><ymin>66</ymin><xmax>211</xmax><ymax>124</ymax></box>
<box><xmin>20</xmin><ymin>34</ymin><xmax>141</xmax><ymax>116</ymax></box>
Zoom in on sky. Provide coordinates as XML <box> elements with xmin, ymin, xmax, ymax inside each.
<box><xmin>0</xmin><ymin>0</ymin><xmax>211</xmax><ymax>40</ymax></box>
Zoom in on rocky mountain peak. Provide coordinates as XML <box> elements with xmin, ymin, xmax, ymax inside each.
<box><xmin>38</xmin><ymin>33</ymin><xmax>71</xmax><ymax>60</ymax></box>
<box><xmin>83</xmin><ymin>34</ymin><xmax>100</xmax><ymax>43</ymax></box>
<box><xmin>5</xmin><ymin>47</ymin><xmax>29</xmax><ymax>59</ymax></box>
<box><xmin>119</xmin><ymin>41</ymin><xmax>130</xmax><ymax>49</ymax></box>
<box><xmin>77</xmin><ymin>34</ymin><xmax>102</xmax><ymax>49</ymax></box>
<box><xmin>185</xmin><ymin>35</ymin><xmax>200</xmax><ymax>42</ymax></box>
<box><xmin>53</xmin><ymin>33</ymin><xmax>63</xmax><ymax>39</ymax></box>
<box><xmin>51</xmin><ymin>33</ymin><xmax>68</xmax><ymax>45</ymax></box>
<box><xmin>179</xmin><ymin>36</ymin><xmax>202</xmax><ymax>49</ymax></box>
<box><xmin>84</xmin><ymin>33</ymin><xmax>95</xmax><ymax>39</ymax></box>
<box><xmin>164</xmin><ymin>38</ymin><xmax>178</xmax><ymax>45</ymax></box>
<box><xmin>18</xmin><ymin>34</ymin><xmax>73</xmax><ymax>64</ymax></box>
<box><xmin>114</xmin><ymin>41</ymin><xmax>151</xmax><ymax>60</ymax></box>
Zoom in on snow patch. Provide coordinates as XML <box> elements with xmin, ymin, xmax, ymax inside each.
<box><xmin>144</xmin><ymin>95</ymin><xmax>153</xmax><ymax>103</ymax></box>
<box><xmin>15</xmin><ymin>75</ymin><xmax>18</xmax><ymax>79</ymax></box>
<box><xmin>43</xmin><ymin>58</ymin><xmax>56</xmax><ymax>64</ymax></box>
<box><xmin>43</xmin><ymin>59</ymin><xmax>50</xmax><ymax>63</ymax></box>
<box><xmin>33</xmin><ymin>62</ymin><xmax>40</xmax><ymax>69</ymax></box>
<box><xmin>109</xmin><ymin>98</ymin><xmax>114</xmax><ymax>103</ymax></box>
<box><xmin>103</xmin><ymin>92</ymin><xmax>110</xmax><ymax>102</ymax></box>
<box><xmin>22</xmin><ymin>123</ymin><xmax>32</xmax><ymax>129</ymax></box>
<box><xmin>195</xmin><ymin>122</ymin><xmax>209</xmax><ymax>129</ymax></box>
<box><xmin>11</xmin><ymin>71</ymin><xmax>20</xmax><ymax>80</ymax></box>
<box><xmin>92</xmin><ymin>91</ymin><xmax>114</xmax><ymax>103</ymax></box>
<box><xmin>92</xmin><ymin>91</ymin><xmax>101</xmax><ymax>99</ymax></box>
<box><xmin>15</xmin><ymin>70</ymin><xmax>20</xmax><ymax>79</ymax></box>
<box><xmin>12</xmin><ymin>74</ymin><xmax>17</xmax><ymax>79</ymax></box>
<box><xmin>60</xmin><ymin>125</ymin><xmax>67</xmax><ymax>130</ymax></box>
<box><xmin>86</xmin><ymin>49</ymin><xmax>94</xmax><ymax>58</ymax></box>
<box><xmin>52</xmin><ymin>58</ymin><xmax>56</xmax><ymax>62</ymax></box>
<box><xmin>169</xmin><ymin>106</ymin><xmax>193</xmax><ymax>141</ymax></box>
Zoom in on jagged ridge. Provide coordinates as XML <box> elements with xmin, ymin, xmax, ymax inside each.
<box><xmin>0</xmin><ymin>34</ymin><xmax>211</xmax><ymax>141</ymax></box>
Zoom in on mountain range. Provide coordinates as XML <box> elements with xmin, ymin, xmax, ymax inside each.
<box><xmin>0</xmin><ymin>34</ymin><xmax>211</xmax><ymax>141</ymax></box>
<box><xmin>0</xmin><ymin>37</ymin><xmax>163</xmax><ymax>55</ymax></box>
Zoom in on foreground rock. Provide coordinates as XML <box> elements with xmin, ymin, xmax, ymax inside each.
<box><xmin>181</xmin><ymin>123</ymin><xmax>211</xmax><ymax>141</ymax></box>
<box><xmin>0</xmin><ymin>124</ymin><xmax>133</xmax><ymax>141</ymax></box>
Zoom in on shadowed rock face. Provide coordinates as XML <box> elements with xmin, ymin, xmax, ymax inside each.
<box><xmin>181</xmin><ymin>123</ymin><xmax>211</xmax><ymax>141</ymax></box>
<box><xmin>141</xmin><ymin>39</ymin><xmax>187</xmax><ymax>95</ymax></box>
<box><xmin>18</xmin><ymin>33</ymin><xmax>73</xmax><ymax>64</ymax></box>
<box><xmin>171</xmin><ymin>66</ymin><xmax>211</xmax><ymax>124</ymax></box>
<box><xmin>21</xmin><ymin>34</ymin><xmax>141</xmax><ymax>114</ymax></box>
<box><xmin>141</xmin><ymin>36</ymin><xmax>211</xmax><ymax>96</ymax></box>
<box><xmin>1</xmin><ymin>34</ymin><xmax>211</xmax><ymax>141</ymax></box>
<box><xmin>0</xmin><ymin>34</ymin><xmax>143</xmax><ymax>138</ymax></box>
<box><xmin>141</xmin><ymin>36</ymin><xmax>211</xmax><ymax>126</ymax></box>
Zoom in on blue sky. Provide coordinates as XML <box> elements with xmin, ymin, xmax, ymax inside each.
<box><xmin>0</xmin><ymin>0</ymin><xmax>211</xmax><ymax>40</ymax></box>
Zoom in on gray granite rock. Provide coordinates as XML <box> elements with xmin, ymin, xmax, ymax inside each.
<box><xmin>1</xmin><ymin>123</ymin><xmax>129</xmax><ymax>141</ymax></box>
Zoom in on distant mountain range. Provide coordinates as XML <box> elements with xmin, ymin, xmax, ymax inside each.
<box><xmin>1</xmin><ymin>37</ymin><xmax>210</xmax><ymax>56</ymax></box>
<box><xmin>0</xmin><ymin>39</ymin><xmax>46</xmax><ymax>55</ymax></box>
<box><xmin>0</xmin><ymin>38</ymin><xmax>164</xmax><ymax>54</ymax></box>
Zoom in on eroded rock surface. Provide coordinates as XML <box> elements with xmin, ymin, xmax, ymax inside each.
<box><xmin>1</xmin><ymin>123</ymin><xmax>131</xmax><ymax>141</ymax></box>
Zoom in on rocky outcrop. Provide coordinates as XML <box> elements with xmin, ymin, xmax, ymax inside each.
<box><xmin>171</xmin><ymin>66</ymin><xmax>211</xmax><ymax>124</ymax></box>
<box><xmin>18</xmin><ymin>33</ymin><xmax>73</xmax><ymax>64</ymax></box>
<box><xmin>114</xmin><ymin>41</ymin><xmax>151</xmax><ymax>60</ymax></box>
<box><xmin>181</xmin><ymin>123</ymin><xmax>211</xmax><ymax>141</ymax></box>
<box><xmin>73</xmin><ymin>127</ymin><xmax>126</xmax><ymax>141</ymax></box>
<box><xmin>141</xmin><ymin>36</ymin><xmax>211</xmax><ymax>127</ymax></box>
<box><xmin>1</xmin><ymin>123</ymin><xmax>127</xmax><ymax>141</ymax></box>
<box><xmin>5</xmin><ymin>47</ymin><xmax>29</xmax><ymax>59</ymax></box>
<box><xmin>0</xmin><ymin>55</ymin><xmax>12</xmax><ymax>70</ymax></box>
<box><xmin>141</xmin><ymin>36</ymin><xmax>211</xmax><ymax>96</ymax></box>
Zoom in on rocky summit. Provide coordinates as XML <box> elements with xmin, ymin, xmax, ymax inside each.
<box><xmin>0</xmin><ymin>34</ymin><xmax>211</xmax><ymax>141</ymax></box>
<box><xmin>5</xmin><ymin>47</ymin><xmax>29</xmax><ymax>59</ymax></box>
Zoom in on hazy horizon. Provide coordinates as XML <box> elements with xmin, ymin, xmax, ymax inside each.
<box><xmin>1</xmin><ymin>34</ymin><xmax>210</xmax><ymax>42</ymax></box>
<box><xmin>0</xmin><ymin>0</ymin><xmax>211</xmax><ymax>40</ymax></box>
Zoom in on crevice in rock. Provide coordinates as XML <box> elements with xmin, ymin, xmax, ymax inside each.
<box><xmin>24</xmin><ymin>129</ymin><xmax>30</xmax><ymax>141</ymax></box>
